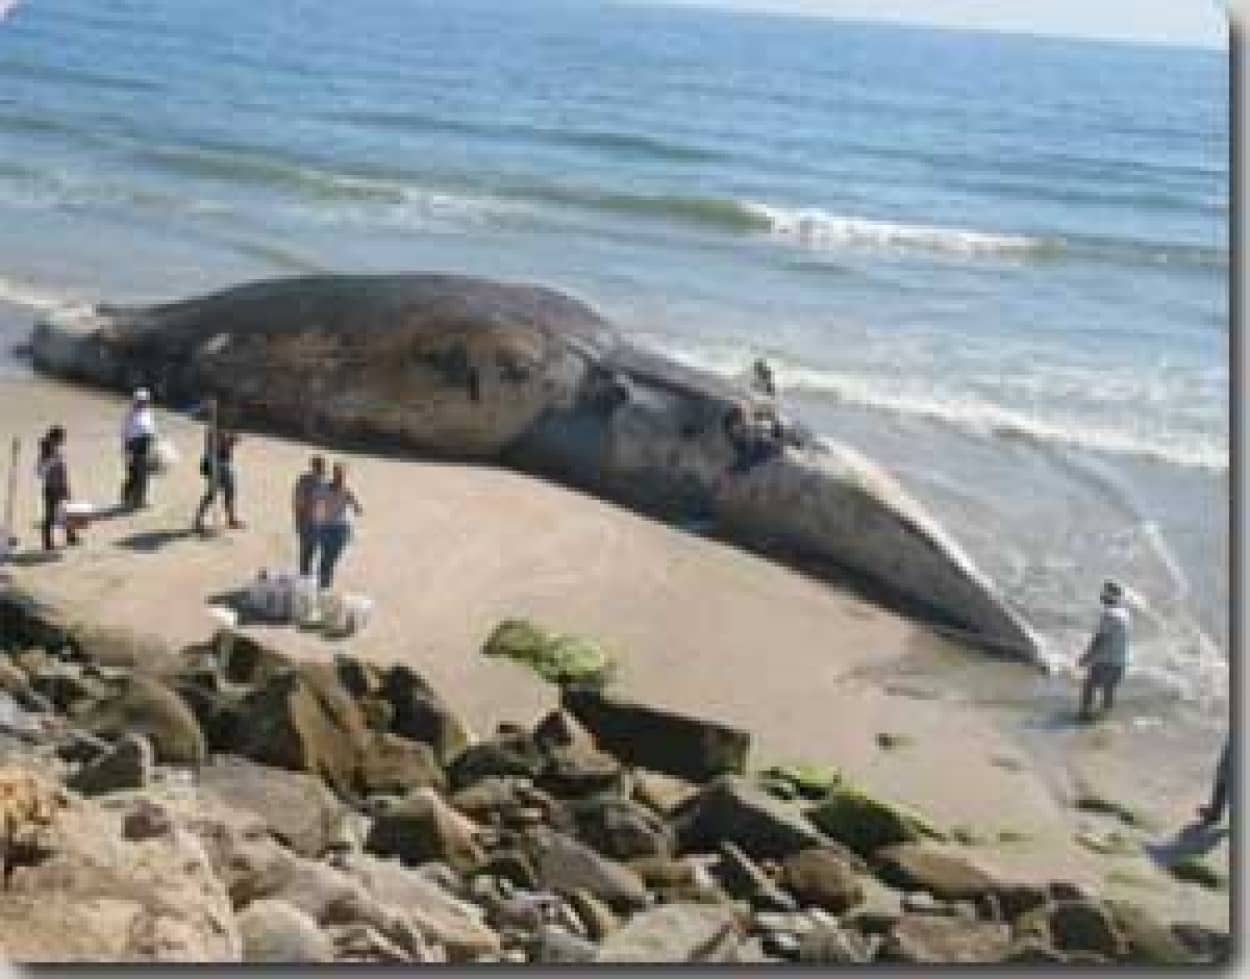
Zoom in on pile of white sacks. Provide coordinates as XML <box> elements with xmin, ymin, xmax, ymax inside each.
<box><xmin>244</xmin><ymin>570</ymin><xmax>374</xmax><ymax>636</ymax></box>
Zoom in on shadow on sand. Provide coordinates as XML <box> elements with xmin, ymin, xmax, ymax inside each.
<box><xmin>115</xmin><ymin>528</ymin><xmax>198</xmax><ymax>553</ymax></box>
<box><xmin>1144</xmin><ymin>821</ymin><xmax>1229</xmax><ymax>867</ymax></box>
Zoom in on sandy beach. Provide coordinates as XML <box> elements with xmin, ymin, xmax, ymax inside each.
<box><xmin>0</xmin><ymin>373</ymin><xmax>1228</xmax><ymax>932</ymax></box>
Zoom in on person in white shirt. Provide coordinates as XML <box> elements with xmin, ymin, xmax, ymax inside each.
<box><xmin>1077</xmin><ymin>579</ymin><xmax>1131</xmax><ymax>721</ymax></box>
<box><xmin>121</xmin><ymin>387</ymin><xmax>157</xmax><ymax>510</ymax></box>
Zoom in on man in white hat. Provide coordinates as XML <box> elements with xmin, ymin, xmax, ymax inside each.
<box><xmin>121</xmin><ymin>387</ymin><xmax>157</xmax><ymax>510</ymax></box>
<box><xmin>1077</xmin><ymin>579</ymin><xmax>1131</xmax><ymax>721</ymax></box>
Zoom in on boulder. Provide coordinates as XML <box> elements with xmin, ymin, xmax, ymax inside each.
<box><xmin>77</xmin><ymin>675</ymin><xmax>206</xmax><ymax>767</ymax></box>
<box><xmin>214</xmin><ymin>630</ymin><xmax>292</xmax><ymax>687</ymax></box>
<box><xmin>68</xmin><ymin>732</ymin><xmax>153</xmax><ymax>796</ymax></box>
<box><xmin>530</xmin><ymin>924</ymin><xmax>598</xmax><ymax>963</ymax></box>
<box><xmin>450</xmin><ymin>776</ymin><xmax>570</xmax><ymax>833</ymax></box>
<box><xmin>596</xmin><ymin>903</ymin><xmax>743</xmax><ymax>962</ymax></box>
<box><xmin>806</xmin><ymin>785</ymin><xmax>943</xmax><ymax>857</ymax></box>
<box><xmin>1013</xmin><ymin>899</ymin><xmax>1127</xmax><ymax>960</ymax></box>
<box><xmin>358</xmin><ymin>733</ymin><xmax>446</xmax><ymax>795</ymax></box>
<box><xmin>528</xmin><ymin>829</ymin><xmax>649</xmax><ymax>911</ymax></box>
<box><xmin>537</xmin><ymin>743</ymin><xmax>624</xmax><ymax>799</ymax></box>
<box><xmin>0</xmin><ymin>658</ymin><xmax>47</xmax><ymax>713</ymax></box>
<box><xmin>30</xmin><ymin>662</ymin><xmax>110</xmax><ymax>713</ymax></box>
<box><xmin>237</xmin><ymin>899</ymin><xmax>334</xmax><ymax>962</ymax></box>
<box><xmin>447</xmin><ymin>733</ymin><xmax>546</xmax><ymax>790</ymax></box>
<box><xmin>628</xmin><ymin>856</ymin><xmax>725</xmax><ymax>904</ymax></box>
<box><xmin>880</xmin><ymin>914</ymin><xmax>1011</xmax><ymax>963</ymax></box>
<box><xmin>231</xmin><ymin>665</ymin><xmax>368</xmax><ymax>794</ymax></box>
<box><xmin>380</xmin><ymin>665</ymin><xmax>471</xmax><ymax>764</ymax></box>
<box><xmin>716</xmin><ymin>840</ymin><xmax>797</xmax><ymax>912</ymax></box>
<box><xmin>674</xmin><ymin>775</ymin><xmax>829</xmax><ymax>859</ymax></box>
<box><xmin>568</xmin><ymin>888</ymin><xmax>618</xmax><ymax>940</ymax></box>
<box><xmin>872</xmin><ymin>843</ymin><xmax>1001</xmax><ymax>901</ymax></box>
<box><xmin>334</xmin><ymin>852</ymin><xmax>501</xmax><ymax>962</ymax></box>
<box><xmin>568</xmin><ymin>796</ymin><xmax>672</xmax><ymax>861</ymax></box>
<box><xmin>197</xmin><ymin>756</ymin><xmax>350</xmax><ymax>859</ymax></box>
<box><xmin>797</xmin><ymin>924</ymin><xmax>876</xmax><ymax>964</ymax></box>
<box><xmin>782</xmin><ymin>846</ymin><xmax>865</xmax><ymax>913</ymax></box>
<box><xmin>121</xmin><ymin>797</ymin><xmax>175</xmax><ymax>841</ymax></box>
<box><xmin>0</xmin><ymin>788</ymin><xmax>240</xmax><ymax>962</ymax></box>
<box><xmin>332</xmin><ymin>655</ymin><xmax>383</xmax><ymax>700</ymax></box>
<box><xmin>476</xmin><ymin>849</ymin><xmax>539</xmax><ymax>890</ymax></box>
<box><xmin>365</xmin><ymin>787</ymin><xmax>485</xmax><ymax>872</ymax></box>
<box><xmin>562</xmin><ymin>687</ymin><xmax>749</xmax><ymax>782</ymax></box>
<box><xmin>532</xmin><ymin>708</ymin><xmax>596</xmax><ymax>752</ymax></box>
<box><xmin>1105</xmin><ymin>901</ymin><xmax>1199</xmax><ymax>965</ymax></box>
<box><xmin>632</xmin><ymin>768</ymin><xmax>699</xmax><ymax>816</ymax></box>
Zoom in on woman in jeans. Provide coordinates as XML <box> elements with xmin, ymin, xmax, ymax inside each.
<box><xmin>36</xmin><ymin>425</ymin><xmax>77</xmax><ymax>551</ymax></box>
<box><xmin>316</xmin><ymin>462</ymin><xmax>363</xmax><ymax>589</ymax></box>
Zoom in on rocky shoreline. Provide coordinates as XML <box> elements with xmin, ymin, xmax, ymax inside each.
<box><xmin>0</xmin><ymin>588</ymin><xmax>1229</xmax><ymax>965</ymax></box>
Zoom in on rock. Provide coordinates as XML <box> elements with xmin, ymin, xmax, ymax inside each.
<box><xmin>596</xmin><ymin>903</ymin><xmax>743</xmax><ymax>962</ymax></box>
<box><xmin>532</xmin><ymin>708</ymin><xmax>596</xmax><ymax>751</ymax></box>
<box><xmin>568</xmin><ymin>888</ymin><xmax>618</xmax><ymax>940</ymax></box>
<box><xmin>332</xmin><ymin>655</ymin><xmax>383</xmax><ymax>700</ymax></box>
<box><xmin>674</xmin><ymin>775</ymin><xmax>829</xmax><ymax>860</ymax></box>
<box><xmin>568</xmin><ymin>796</ymin><xmax>672</xmax><ymax>861</ymax></box>
<box><xmin>68</xmin><ymin>732</ymin><xmax>153</xmax><ymax>796</ymax></box>
<box><xmin>65</xmin><ymin>624</ymin><xmax>176</xmax><ymax>675</ymax></box>
<box><xmin>198</xmin><ymin>756</ymin><xmax>350</xmax><ymax>859</ymax></box>
<box><xmin>797</xmin><ymin>924</ymin><xmax>875</xmax><ymax>963</ymax></box>
<box><xmin>781</xmin><ymin>846</ymin><xmax>865</xmax><ymax>913</ymax></box>
<box><xmin>380</xmin><ymin>665</ymin><xmax>470</xmax><ymax>764</ymax></box>
<box><xmin>717</xmin><ymin>841</ymin><xmax>797</xmax><ymax>912</ymax></box>
<box><xmin>537</xmin><ymin>743</ymin><xmax>624</xmax><ymax>798</ymax></box>
<box><xmin>872</xmin><ymin>843</ymin><xmax>1001</xmax><ymax>901</ymax></box>
<box><xmin>806</xmin><ymin>785</ymin><xmax>943</xmax><ymax>857</ymax></box>
<box><xmin>562</xmin><ymin>687</ymin><xmax>749</xmax><ymax>782</ymax></box>
<box><xmin>237</xmin><ymin>899</ymin><xmax>334</xmax><ymax>962</ymax></box>
<box><xmin>334</xmin><ymin>852</ymin><xmax>501</xmax><ymax>962</ymax></box>
<box><xmin>30</xmin><ymin>662</ymin><xmax>110</xmax><ymax>713</ymax></box>
<box><xmin>1167</xmin><ymin>856</ymin><xmax>1226</xmax><ymax>890</ymax></box>
<box><xmin>0</xmin><ymin>658</ymin><xmax>47</xmax><ymax>712</ymax></box>
<box><xmin>447</xmin><ymin>733</ymin><xmax>545</xmax><ymax>790</ymax></box>
<box><xmin>0</xmin><ymin>788</ymin><xmax>240</xmax><ymax>962</ymax></box>
<box><xmin>169</xmin><ymin>681</ymin><xmax>246</xmax><ymax>752</ymax></box>
<box><xmin>329</xmin><ymin>921</ymin><xmax>427</xmax><ymax>962</ymax></box>
<box><xmin>477</xmin><ymin>849</ymin><xmax>539</xmax><ymax>890</ymax></box>
<box><xmin>1170</xmin><ymin>922</ymin><xmax>1231</xmax><ymax>964</ymax></box>
<box><xmin>629</xmin><ymin>855</ymin><xmax>725</xmax><ymax>904</ymax></box>
<box><xmin>450</xmin><ymin>776</ymin><xmax>570</xmax><ymax>833</ymax></box>
<box><xmin>880</xmin><ymin>914</ymin><xmax>1012</xmax><ymax>963</ymax></box>
<box><xmin>992</xmin><ymin>882</ymin><xmax>1050</xmax><ymax>920</ymax></box>
<box><xmin>528</xmin><ymin>829</ymin><xmax>649</xmax><ymax>911</ymax></box>
<box><xmin>359</xmin><ymin>697</ymin><xmax>394</xmax><ymax>732</ymax></box>
<box><xmin>762</xmin><ymin>930</ymin><xmax>802</xmax><ymax>960</ymax></box>
<box><xmin>77</xmin><ymin>675</ymin><xmax>206</xmax><ymax>767</ymax></box>
<box><xmin>530</xmin><ymin>924</ymin><xmax>598</xmax><ymax>963</ymax></box>
<box><xmin>1014</xmin><ymin>899</ymin><xmax>1127</xmax><ymax>960</ymax></box>
<box><xmin>358</xmin><ymin>732</ymin><xmax>446</xmax><ymax>795</ymax></box>
<box><xmin>231</xmin><ymin>665</ymin><xmax>368</xmax><ymax>794</ymax></box>
<box><xmin>122</xmin><ymin>797</ymin><xmax>176</xmax><ymax>841</ymax></box>
<box><xmin>214</xmin><ymin>630</ymin><xmax>292</xmax><ymax>687</ymax></box>
<box><xmin>632</xmin><ymin>768</ymin><xmax>699</xmax><ymax>816</ymax></box>
<box><xmin>1105</xmin><ymin>900</ymin><xmax>1199</xmax><ymax>965</ymax></box>
<box><xmin>365</xmin><ymin>787</ymin><xmax>485</xmax><ymax>872</ymax></box>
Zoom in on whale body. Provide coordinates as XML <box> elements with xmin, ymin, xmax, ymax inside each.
<box><xmin>30</xmin><ymin>273</ymin><xmax>1042</xmax><ymax>660</ymax></box>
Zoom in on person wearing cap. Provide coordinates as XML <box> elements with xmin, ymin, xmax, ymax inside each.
<box><xmin>1077</xmin><ymin>579</ymin><xmax>1132</xmax><ymax>721</ymax></box>
<box><xmin>121</xmin><ymin>387</ymin><xmax>157</xmax><ymax>510</ymax></box>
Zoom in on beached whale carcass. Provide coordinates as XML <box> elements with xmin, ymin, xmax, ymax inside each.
<box><xmin>30</xmin><ymin>273</ymin><xmax>1042</xmax><ymax>659</ymax></box>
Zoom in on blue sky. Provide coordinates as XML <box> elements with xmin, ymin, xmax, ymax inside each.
<box><xmin>648</xmin><ymin>0</ymin><xmax>1231</xmax><ymax>48</ymax></box>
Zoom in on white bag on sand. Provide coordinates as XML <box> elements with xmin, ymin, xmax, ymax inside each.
<box><xmin>245</xmin><ymin>572</ymin><xmax>274</xmax><ymax>617</ymax></box>
<box><xmin>291</xmin><ymin>575</ymin><xmax>320</xmax><ymax>626</ymax></box>
<box><xmin>318</xmin><ymin>591</ymin><xmax>347</xmax><ymax>634</ymax></box>
<box><xmin>343</xmin><ymin>594</ymin><xmax>374</xmax><ymax>634</ymax></box>
<box><xmin>59</xmin><ymin>500</ymin><xmax>94</xmax><ymax>532</ymax></box>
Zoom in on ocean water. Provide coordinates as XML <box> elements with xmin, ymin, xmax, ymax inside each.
<box><xmin>0</xmin><ymin>0</ymin><xmax>1229</xmax><ymax>716</ymax></box>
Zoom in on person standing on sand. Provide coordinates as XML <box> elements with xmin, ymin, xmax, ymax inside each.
<box><xmin>1077</xmin><ymin>579</ymin><xmax>1131</xmax><ymax>721</ymax></box>
<box><xmin>120</xmin><ymin>388</ymin><xmax>157</xmax><ymax>510</ymax></box>
<box><xmin>193</xmin><ymin>406</ymin><xmax>243</xmax><ymax>533</ymax></box>
<box><xmin>293</xmin><ymin>455</ymin><xmax>327</xmax><ymax>576</ymax></box>
<box><xmin>315</xmin><ymin>462</ymin><xmax>362</xmax><ymax>589</ymax></box>
<box><xmin>36</xmin><ymin>425</ymin><xmax>77</xmax><ymax>551</ymax></box>
<box><xmin>1198</xmin><ymin>739</ymin><xmax>1230</xmax><ymax>826</ymax></box>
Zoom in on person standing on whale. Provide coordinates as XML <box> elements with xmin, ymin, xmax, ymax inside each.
<box><xmin>1077</xmin><ymin>579</ymin><xmax>1132</xmax><ymax>721</ymax></box>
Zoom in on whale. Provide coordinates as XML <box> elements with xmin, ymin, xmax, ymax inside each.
<box><xmin>29</xmin><ymin>273</ymin><xmax>1043</xmax><ymax>661</ymax></box>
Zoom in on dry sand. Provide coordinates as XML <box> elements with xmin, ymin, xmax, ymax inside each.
<box><xmin>0</xmin><ymin>374</ymin><xmax>1229</xmax><ymax>929</ymax></box>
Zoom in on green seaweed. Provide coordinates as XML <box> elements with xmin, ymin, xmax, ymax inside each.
<box><xmin>1074</xmin><ymin>793</ymin><xmax>1150</xmax><ymax>830</ymax></box>
<box><xmin>1168</xmin><ymin>857</ymin><xmax>1226</xmax><ymax>891</ymax></box>
<box><xmin>757</xmin><ymin>762</ymin><xmax>841</xmax><ymax>801</ymax></box>
<box><xmin>481</xmin><ymin>619</ymin><xmax>615</xmax><ymax>688</ymax></box>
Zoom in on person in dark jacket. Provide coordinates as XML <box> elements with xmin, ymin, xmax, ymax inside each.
<box><xmin>193</xmin><ymin>404</ymin><xmax>243</xmax><ymax>533</ymax></box>
<box><xmin>36</xmin><ymin>425</ymin><xmax>77</xmax><ymax>551</ymax></box>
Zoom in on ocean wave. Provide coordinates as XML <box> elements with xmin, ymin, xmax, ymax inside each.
<box><xmin>0</xmin><ymin>273</ymin><xmax>85</xmax><ymax>313</ymax></box>
<box><xmin>650</xmin><ymin>341</ymin><xmax>1228</xmax><ymax>473</ymax></box>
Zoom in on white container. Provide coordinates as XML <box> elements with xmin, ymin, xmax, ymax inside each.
<box><xmin>291</xmin><ymin>575</ymin><xmax>320</xmax><ymax>626</ymax></box>
<box><xmin>319</xmin><ymin>591</ymin><xmax>348</xmax><ymax>634</ymax></box>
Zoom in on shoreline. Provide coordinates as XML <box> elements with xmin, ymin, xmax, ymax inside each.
<box><xmin>0</xmin><ymin>373</ymin><xmax>1229</xmax><ymax>937</ymax></box>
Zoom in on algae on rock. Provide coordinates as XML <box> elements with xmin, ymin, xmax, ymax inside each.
<box><xmin>482</xmin><ymin>619</ymin><xmax>615</xmax><ymax>688</ymax></box>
